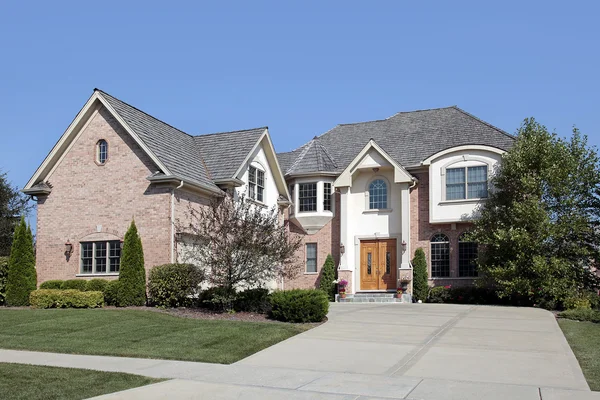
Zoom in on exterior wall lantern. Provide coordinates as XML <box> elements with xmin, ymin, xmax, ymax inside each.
<box><xmin>120</xmin><ymin>240</ymin><xmax>124</xmax><ymax>250</ymax></box>
<box><xmin>340</xmin><ymin>243</ymin><xmax>345</xmax><ymax>255</ymax></box>
<box><xmin>64</xmin><ymin>241</ymin><xmax>73</xmax><ymax>256</ymax></box>
<box><xmin>401</xmin><ymin>240</ymin><xmax>407</xmax><ymax>253</ymax></box>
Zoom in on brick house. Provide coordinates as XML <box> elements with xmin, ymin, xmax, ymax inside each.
<box><xmin>24</xmin><ymin>90</ymin><xmax>514</xmax><ymax>294</ymax></box>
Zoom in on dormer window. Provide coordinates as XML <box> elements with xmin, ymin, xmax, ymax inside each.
<box><xmin>96</xmin><ymin>140</ymin><xmax>108</xmax><ymax>165</ymax></box>
<box><xmin>446</xmin><ymin>165</ymin><xmax>488</xmax><ymax>200</ymax></box>
<box><xmin>248</xmin><ymin>166</ymin><xmax>265</xmax><ymax>202</ymax></box>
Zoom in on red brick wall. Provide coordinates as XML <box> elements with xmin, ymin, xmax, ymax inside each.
<box><xmin>410</xmin><ymin>171</ymin><xmax>475</xmax><ymax>288</ymax></box>
<box><xmin>35</xmin><ymin>106</ymin><xmax>172</xmax><ymax>284</ymax></box>
<box><xmin>284</xmin><ymin>193</ymin><xmax>341</xmax><ymax>290</ymax></box>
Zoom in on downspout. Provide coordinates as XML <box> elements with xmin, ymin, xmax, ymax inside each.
<box><xmin>171</xmin><ymin>181</ymin><xmax>184</xmax><ymax>263</ymax></box>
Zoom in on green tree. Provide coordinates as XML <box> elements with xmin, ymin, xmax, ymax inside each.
<box><xmin>0</xmin><ymin>171</ymin><xmax>32</xmax><ymax>257</ymax></box>
<box><xmin>472</xmin><ymin>118</ymin><xmax>600</xmax><ymax>308</ymax></box>
<box><xmin>318</xmin><ymin>254</ymin><xmax>336</xmax><ymax>301</ymax></box>
<box><xmin>117</xmin><ymin>220</ymin><xmax>146</xmax><ymax>306</ymax></box>
<box><xmin>5</xmin><ymin>217</ymin><xmax>37</xmax><ymax>306</ymax></box>
<box><xmin>412</xmin><ymin>248</ymin><xmax>428</xmax><ymax>302</ymax></box>
<box><xmin>0</xmin><ymin>256</ymin><xmax>8</xmax><ymax>305</ymax></box>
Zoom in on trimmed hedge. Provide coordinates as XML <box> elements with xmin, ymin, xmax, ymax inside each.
<box><xmin>269</xmin><ymin>289</ymin><xmax>329</xmax><ymax>323</ymax></box>
<box><xmin>86</xmin><ymin>279</ymin><xmax>110</xmax><ymax>293</ymax></box>
<box><xmin>30</xmin><ymin>289</ymin><xmax>104</xmax><ymax>309</ymax></box>
<box><xmin>318</xmin><ymin>254</ymin><xmax>336</xmax><ymax>301</ymax></box>
<box><xmin>61</xmin><ymin>279</ymin><xmax>88</xmax><ymax>291</ymax></box>
<box><xmin>40</xmin><ymin>280</ymin><xmax>64</xmax><ymax>290</ymax></box>
<box><xmin>235</xmin><ymin>288</ymin><xmax>270</xmax><ymax>313</ymax></box>
<box><xmin>412</xmin><ymin>248</ymin><xmax>428</xmax><ymax>302</ymax></box>
<box><xmin>198</xmin><ymin>286</ymin><xmax>237</xmax><ymax>311</ymax></box>
<box><xmin>558</xmin><ymin>308</ymin><xmax>600</xmax><ymax>323</ymax></box>
<box><xmin>104</xmin><ymin>280</ymin><xmax>121</xmax><ymax>306</ymax></box>
<box><xmin>148</xmin><ymin>263</ymin><xmax>203</xmax><ymax>307</ymax></box>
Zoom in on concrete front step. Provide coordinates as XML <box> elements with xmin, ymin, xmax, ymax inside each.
<box><xmin>336</xmin><ymin>293</ymin><xmax>412</xmax><ymax>303</ymax></box>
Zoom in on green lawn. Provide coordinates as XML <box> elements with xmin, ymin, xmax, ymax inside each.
<box><xmin>0</xmin><ymin>309</ymin><xmax>310</xmax><ymax>364</ymax></box>
<box><xmin>0</xmin><ymin>362</ymin><xmax>161</xmax><ymax>400</ymax></box>
<box><xmin>558</xmin><ymin>319</ymin><xmax>600</xmax><ymax>391</ymax></box>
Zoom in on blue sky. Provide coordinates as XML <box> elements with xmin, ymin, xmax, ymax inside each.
<box><xmin>1</xmin><ymin>0</ymin><xmax>598</xmax><ymax>208</ymax></box>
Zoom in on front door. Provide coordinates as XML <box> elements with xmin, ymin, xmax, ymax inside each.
<box><xmin>360</xmin><ymin>239</ymin><xmax>397</xmax><ymax>290</ymax></box>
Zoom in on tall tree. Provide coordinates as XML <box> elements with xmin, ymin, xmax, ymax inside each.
<box><xmin>5</xmin><ymin>217</ymin><xmax>36</xmax><ymax>306</ymax></box>
<box><xmin>178</xmin><ymin>194</ymin><xmax>303</xmax><ymax>306</ymax></box>
<box><xmin>117</xmin><ymin>220</ymin><xmax>146</xmax><ymax>306</ymax></box>
<box><xmin>319</xmin><ymin>254</ymin><xmax>336</xmax><ymax>301</ymax></box>
<box><xmin>0</xmin><ymin>171</ymin><xmax>32</xmax><ymax>257</ymax></box>
<box><xmin>472</xmin><ymin>118</ymin><xmax>600</xmax><ymax>307</ymax></box>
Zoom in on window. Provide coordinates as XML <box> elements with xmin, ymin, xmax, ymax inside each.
<box><xmin>248</xmin><ymin>166</ymin><xmax>265</xmax><ymax>202</ymax></box>
<box><xmin>430</xmin><ymin>234</ymin><xmax>450</xmax><ymax>277</ymax></box>
<box><xmin>459</xmin><ymin>232</ymin><xmax>478</xmax><ymax>277</ymax></box>
<box><xmin>97</xmin><ymin>140</ymin><xmax>108</xmax><ymax>164</ymax></box>
<box><xmin>299</xmin><ymin>183</ymin><xmax>317</xmax><ymax>212</ymax></box>
<box><xmin>306</xmin><ymin>243</ymin><xmax>317</xmax><ymax>273</ymax></box>
<box><xmin>323</xmin><ymin>183</ymin><xmax>332</xmax><ymax>211</ymax></box>
<box><xmin>289</xmin><ymin>184</ymin><xmax>295</xmax><ymax>215</ymax></box>
<box><xmin>446</xmin><ymin>165</ymin><xmax>488</xmax><ymax>200</ymax></box>
<box><xmin>369</xmin><ymin>179</ymin><xmax>387</xmax><ymax>209</ymax></box>
<box><xmin>81</xmin><ymin>241</ymin><xmax>121</xmax><ymax>274</ymax></box>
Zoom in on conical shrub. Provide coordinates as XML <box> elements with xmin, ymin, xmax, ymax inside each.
<box><xmin>318</xmin><ymin>254</ymin><xmax>336</xmax><ymax>301</ymax></box>
<box><xmin>116</xmin><ymin>220</ymin><xmax>146</xmax><ymax>306</ymax></box>
<box><xmin>412</xmin><ymin>248</ymin><xmax>428</xmax><ymax>302</ymax></box>
<box><xmin>6</xmin><ymin>217</ymin><xmax>37</xmax><ymax>306</ymax></box>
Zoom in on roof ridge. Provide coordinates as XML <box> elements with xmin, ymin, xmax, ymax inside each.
<box><xmin>385</xmin><ymin>106</ymin><xmax>457</xmax><ymax>120</ymax></box>
<box><xmin>314</xmin><ymin>139</ymin><xmax>338</xmax><ymax>169</ymax></box>
<box><xmin>287</xmin><ymin>139</ymin><xmax>315</xmax><ymax>173</ymax></box>
<box><xmin>450</xmin><ymin>106</ymin><xmax>516</xmax><ymax>140</ymax></box>
<box><xmin>194</xmin><ymin>126</ymin><xmax>268</xmax><ymax>138</ymax></box>
<box><xmin>94</xmin><ymin>88</ymin><xmax>196</xmax><ymax>138</ymax></box>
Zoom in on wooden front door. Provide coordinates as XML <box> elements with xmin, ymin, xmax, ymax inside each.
<box><xmin>360</xmin><ymin>239</ymin><xmax>397</xmax><ymax>290</ymax></box>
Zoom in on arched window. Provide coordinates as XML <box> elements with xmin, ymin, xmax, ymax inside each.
<box><xmin>369</xmin><ymin>179</ymin><xmax>387</xmax><ymax>209</ymax></box>
<box><xmin>430</xmin><ymin>233</ymin><xmax>450</xmax><ymax>277</ymax></box>
<box><xmin>459</xmin><ymin>232</ymin><xmax>478</xmax><ymax>277</ymax></box>
<box><xmin>97</xmin><ymin>140</ymin><xmax>108</xmax><ymax>165</ymax></box>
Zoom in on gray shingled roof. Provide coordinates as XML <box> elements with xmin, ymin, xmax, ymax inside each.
<box><xmin>97</xmin><ymin>89</ymin><xmax>266</xmax><ymax>189</ymax></box>
<box><xmin>286</xmin><ymin>136</ymin><xmax>338</xmax><ymax>175</ymax></box>
<box><xmin>194</xmin><ymin>127</ymin><xmax>266</xmax><ymax>180</ymax></box>
<box><xmin>277</xmin><ymin>106</ymin><xmax>515</xmax><ymax>175</ymax></box>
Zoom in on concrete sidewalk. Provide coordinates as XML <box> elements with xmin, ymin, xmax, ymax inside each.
<box><xmin>2</xmin><ymin>303</ymin><xmax>599</xmax><ymax>399</ymax></box>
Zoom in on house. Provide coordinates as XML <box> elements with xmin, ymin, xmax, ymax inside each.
<box><xmin>24</xmin><ymin>89</ymin><xmax>515</xmax><ymax>295</ymax></box>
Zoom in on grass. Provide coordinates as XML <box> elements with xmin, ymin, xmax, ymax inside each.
<box><xmin>0</xmin><ymin>362</ymin><xmax>161</xmax><ymax>400</ymax></box>
<box><xmin>558</xmin><ymin>319</ymin><xmax>600</xmax><ymax>391</ymax></box>
<box><xmin>0</xmin><ymin>309</ymin><xmax>311</xmax><ymax>364</ymax></box>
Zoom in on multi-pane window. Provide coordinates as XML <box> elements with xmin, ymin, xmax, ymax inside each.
<box><xmin>430</xmin><ymin>233</ymin><xmax>450</xmax><ymax>277</ymax></box>
<box><xmin>459</xmin><ymin>232</ymin><xmax>478</xmax><ymax>277</ymax></box>
<box><xmin>306</xmin><ymin>243</ymin><xmax>317</xmax><ymax>273</ymax></box>
<box><xmin>81</xmin><ymin>241</ymin><xmax>121</xmax><ymax>274</ymax></box>
<box><xmin>299</xmin><ymin>183</ymin><xmax>317</xmax><ymax>212</ymax></box>
<box><xmin>446</xmin><ymin>165</ymin><xmax>488</xmax><ymax>200</ymax></box>
<box><xmin>323</xmin><ymin>183</ymin><xmax>332</xmax><ymax>211</ymax></box>
<box><xmin>369</xmin><ymin>179</ymin><xmax>388</xmax><ymax>209</ymax></box>
<box><xmin>97</xmin><ymin>140</ymin><xmax>108</xmax><ymax>164</ymax></box>
<box><xmin>289</xmin><ymin>184</ymin><xmax>295</xmax><ymax>215</ymax></box>
<box><xmin>248</xmin><ymin>166</ymin><xmax>265</xmax><ymax>202</ymax></box>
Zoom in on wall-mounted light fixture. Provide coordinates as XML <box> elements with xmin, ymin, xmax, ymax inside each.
<box><xmin>372</xmin><ymin>167</ymin><xmax>379</xmax><ymax>173</ymax></box>
<box><xmin>340</xmin><ymin>243</ymin><xmax>345</xmax><ymax>255</ymax></box>
<box><xmin>64</xmin><ymin>241</ymin><xmax>73</xmax><ymax>256</ymax></box>
<box><xmin>120</xmin><ymin>240</ymin><xmax>124</xmax><ymax>250</ymax></box>
<box><xmin>401</xmin><ymin>240</ymin><xmax>407</xmax><ymax>252</ymax></box>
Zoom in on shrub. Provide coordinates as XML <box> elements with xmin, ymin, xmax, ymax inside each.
<box><xmin>198</xmin><ymin>286</ymin><xmax>237</xmax><ymax>311</ymax></box>
<box><xmin>412</xmin><ymin>248</ymin><xmax>428</xmax><ymax>302</ymax></box>
<box><xmin>61</xmin><ymin>279</ymin><xmax>87</xmax><ymax>291</ymax></box>
<box><xmin>30</xmin><ymin>289</ymin><xmax>104</xmax><ymax>309</ymax></box>
<box><xmin>0</xmin><ymin>256</ymin><xmax>8</xmax><ymax>305</ymax></box>
<box><xmin>117</xmin><ymin>220</ymin><xmax>147</xmax><ymax>306</ymax></box>
<box><xmin>104</xmin><ymin>280</ymin><xmax>121</xmax><ymax>306</ymax></box>
<box><xmin>86</xmin><ymin>279</ymin><xmax>110</xmax><ymax>293</ymax></box>
<box><xmin>5</xmin><ymin>217</ymin><xmax>36</xmax><ymax>306</ymax></box>
<box><xmin>558</xmin><ymin>308</ymin><xmax>600</xmax><ymax>323</ymax></box>
<box><xmin>148</xmin><ymin>263</ymin><xmax>203</xmax><ymax>307</ymax></box>
<box><xmin>39</xmin><ymin>280</ymin><xmax>64</xmax><ymax>290</ymax></box>
<box><xmin>318</xmin><ymin>254</ymin><xmax>336</xmax><ymax>302</ymax></box>
<box><xmin>562</xmin><ymin>292</ymin><xmax>598</xmax><ymax>310</ymax></box>
<box><xmin>235</xmin><ymin>288</ymin><xmax>270</xmax><ymax>313</ymax></box>
<box><xmin>269</xmin><ymin>289</ymin><xmax>329</xmax><ymax>323</ymax></box>
<box><xmin>427</xmin><ymin>286</ymin><xmax>452</xmax><ymax>303</ymax></box>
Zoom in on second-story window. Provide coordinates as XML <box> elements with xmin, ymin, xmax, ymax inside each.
<box><xmin>323</xmin><ymin>183</ymin><xmax>332</xmax><ymax>211</ymax></box>
<box><xmin>446</xmin><ymin>165</ymin><xmax>488</xmax><ymax>200</ymax></box>
<box><xmin>369</xmin><ymin>179</ymin><xmax>388</xmax><ymax>209</ymax></box>
<box><xmin>248</xmin><ymin>166</ymin><xmax>265</xmax><ymax>202</ymax></box>
<box><xmin>299</xmin><ymin>183</ymin><xmax>317</xmax><ymax>212</ymax></box>
<box><xmin>97</xmin><ymin>140</ymin><xmax>108</xmax><ymax>165</ymax></box>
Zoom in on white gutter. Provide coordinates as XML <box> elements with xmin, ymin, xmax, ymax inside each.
<box><xmin>171</xmin><ymin>180</ymin><xmax>184</xmax><ymax>263</ymax></box>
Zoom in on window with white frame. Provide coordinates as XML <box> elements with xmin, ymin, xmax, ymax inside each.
<box><xmin>299</xmin><ymin>183</ymin><xmax>317</xmax><ymax>212</ymax></box>
<box><xmin>446</xmin><ymin>165</ymin><xmax>488</xmax><ymax>200</ymax></box>
<box><xmin>323</xmin><ymin>182</ymin><xmax>332</xmax><ymax>211</ymax></box>
<box><xmin>248</xmin><ymin>166</ymin><xmax>265</xmax><ymax>202</ymax></box>
<box><xmin>306</xmin><ymin>243</ymin><xmax>317</xmax><ymax>273</ymax></box>
<box><xmin>81</xmin><ymin>241</ymin><xmax>121</xmax><ymax>274</ymax></box>
<box><xmin>430</xmin><ymin>233</ymin><xmax>450</xmax><ymax>277</ymax></box>
<box><xmin>368</xmin><ymin>179</ymin><xmax>388</xmax><ymax>209</ymax></box>
<box><xmin>97</xmin><ymin>140</ymin><xmax>108</xmax><ymax>165</ymax></box>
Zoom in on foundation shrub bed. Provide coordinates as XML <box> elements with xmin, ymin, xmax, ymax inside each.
<box><xmin>85</xmin><ymin>279</ymin><xmax>110</xmax><ymax>293</ymax></box>
<box><xmin>269</xmin><ymin>289</ymin><xmax>329</xmax><ymax>323</ymax></box>
<box><xmin>148</xmin><ymin>264</ymin><xmax>203</xmax><ymax>308</ymax></box>
<box><xmin>104</xmin><ymin>280</ymin><xmax>121</xmax><ymax>306</ymax></box>
<box><xmin>234</xmin><ymin>288</ymin><xmax>271</xmax><ymax>313</ymax></box>
<box><xmin>30</xmin><ymin>289</ymin><xmax>103</xmax><ymax>309</ymax></box>
<box><xmin>61</xmin><ymin>280</ymin><xmax>88</xmax><ymax>291</ymax></box>
<box><xmin>558</xmin><ymin>308</ymin><xmax>600</xmax><ymax>323</ymax></box>
<box><xmin>39</xmin><ymin>280</ymin><xmax>64</xmax><ymax>290</ymax></box>
<box><xmin>427</xmin><ymin>286</ymin><xmax>504</xmax><ymax>305</ymax></box>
